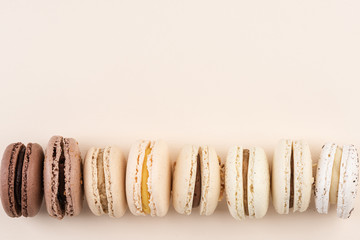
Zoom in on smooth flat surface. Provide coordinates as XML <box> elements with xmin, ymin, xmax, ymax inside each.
<box><xmin>0</xmin><ymin>1</ymin><xmax>359</xmax><ymax>239</ymax></box>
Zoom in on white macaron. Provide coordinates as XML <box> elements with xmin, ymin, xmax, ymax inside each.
<box><xmin>172</xmin><ymin>145</ymin><xmax>221</xmax><ymax>216</ymax></box>
<box><xmin>315</xmin><ymin>143</ymin><xmax>359</xmax><ymax>218</ymax></box>
<box><xmin>272</xmin><ymin>139</ymin><xmax>313</xmax><ymax>214</ymax></box>
<box><xmin>225</xmin><ymin>146</ymin><xmax>270</xmax><ymax>220</ymax></box>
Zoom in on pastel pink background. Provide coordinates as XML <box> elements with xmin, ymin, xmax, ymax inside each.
<box><xmin>0</xmin><ymin>1</ymin><xmax>359</xmax><ymax>239</ymax></box>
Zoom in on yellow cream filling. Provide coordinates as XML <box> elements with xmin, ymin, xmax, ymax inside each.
<box><xmin>329</xmin><ymin>147</ymin><xmax>342</xmax><ymax>204</ymax></box>
<box><xmin>141</xmin><ymin>147</ymin><xmax>152</xmax><ymax>214</ymax></box>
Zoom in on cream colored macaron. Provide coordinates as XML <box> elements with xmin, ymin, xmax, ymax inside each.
<box><xmin>126</xmin><ymin>140</ymin><xmax>171</xmax><ymax>217</ymax></box>
<box><xmin>272</xmin><ymin>139</ymin><xmax>313</xmax><ymax>214</ymax></box>
<box><xmin>172</xmin><ymin>145</ymin><xmax>221</xmax><ymax>216</ymax></box>
<box><xmin>83</xmin><ymin>146</ymin><xmax>127</xmax><ymax>218</ymax></box>
<box><xmin>315</xmin><ymin>143</ymin><xmax>359</xmax><ymax>218</ymax></box>
<box><xmin>225</xmin><ymin>146</ymin><xmax>270</xmax><ymax>220</ymax></box>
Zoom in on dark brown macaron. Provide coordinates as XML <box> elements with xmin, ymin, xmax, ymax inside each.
<box><xmin>43</xmin><ymin>136</ymin><xmax>83</xmax><ymax>219</ymax></box>
<box><xmin>0</xmin><ymin>142</ymin><xmax>44</xmax><ymax>217</ymax></box>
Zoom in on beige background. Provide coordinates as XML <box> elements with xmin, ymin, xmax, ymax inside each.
<box><xmin>1</xmin><ymin>0</ymin><xmax>360</xmax><ymax>239</ymax></box>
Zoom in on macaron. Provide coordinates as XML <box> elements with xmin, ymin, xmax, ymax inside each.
<box><xmin>272</xmin><ymin>139</ymin><xmax>313</xmax><ymax>214</ymax></box>
<box><xmin>315</xmin><ymin>143</ymin><xmax>359</xmax><ymax>218</ymax></box>
<box><xmin>44</xmin><ymin>136</ymin><xmax>83</xmax><ymax>219</ymax></box>
<box><xmin>84</xmin><ymin>146</ymin><xmax>127</xmax><ymax>217</ymax></box>
<box><xmin>126</xmin><ymin>140</ymin><xmax>171</xmax><ymax>217</ymax></box>
<box><xmin>225</xmin><ymin>146</ymin><xmax>270</xmax><ymax>220</ymax></box>
<box><xmin>1</xmin><ymin>142</ymin><xmax>44</xmax><ymax>217</ymax></box>
<box><xmin>172</xmin><ymin>145</ymin><xmax>221</xmax><ymax>216</ymax></box>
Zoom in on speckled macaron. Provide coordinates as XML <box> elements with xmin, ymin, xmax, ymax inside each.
<box><xmin>315</xmin><ymin>143</ymin><xmax>359</xmax><ymax>218</ymax></box>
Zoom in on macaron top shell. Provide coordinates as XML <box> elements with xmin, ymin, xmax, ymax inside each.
<box><xmin>315</xmin><ymin>143</ymin><xmax>337</xmax><ymax>214</ymax></box>
<box><xmin>248</xmin><ymin>147</ymin><xmax>270</xmax><ymax>218</ymax></box>
<box><xmin>199</xmin><ymin>146</ymin><xmax>220</xmax><ymax>216</ymax></box>
<box><xmin>292</xmin><ymin>140</ymin><xmax>312</xmax><ymax>212</ymax></box>
<box><xmin>44</xmin><ymin>136</ymin><xmax>83</xmax><ymax>219</ymax></box>
<box><xmin>272</xmin><ymin>139</ymin><xmax>292</xmax><ymax>214</ymax></box>
<box><xmin>84</xmin><ymin>146</ymin><xmax>127</xmax><ymax>218</ymax></box>
<box><xmin>337</xmin><ymin>145</ymin><xmax>359</xmax><ymax>219</ymax></box>
<box><xmin>126</xmin><ymin>140</ymin><xmax>171</xmax><ymax>217</ymax></box>
<box><xmin>21</xmin><ymin>143</ymin><xmax>44</xmax><ymax>217</ymax></box>
<box><xmin>172</xmin><ymin>145</ymin><xmax>198</xmax><ymax>215</ymax></box>
<box><xmin>225</xmin><ymin>146</ymin><xmax>245</xmax><ymax>220</ymax></box>
<box><xmin>1</xmin><ymin>143</ymin><xmax>25</xmax><ymax>217</ymax></box>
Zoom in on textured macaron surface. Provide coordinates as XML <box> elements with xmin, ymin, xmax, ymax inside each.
<box><xmin>44</xmin><ymin>136</ymin><xmax>83</xmax><ymax>219</ymax></box>
<box><xmin>21</xmin><ymin>143</ymin><xmax>44</xmax><ymax>217</ymax></box>
<box><xmin>126</xmin><ymin>140</ymin><xmax>170</xmax><ymax>217</ymax></box>
<box><xmin>1</xmin><ymin>142</ymin><xmax>44</xmax><ymax>218</ymax></box>
<box><xmin>199</xmin><ymin>146</ymin><xmax>220</xmax><ymax>216</ymax></box>
<box><xmin>225</xmin><ymin>146</ymin><xmax>270</xmax><ymax>220</ymax></box>
<box><xmin>1</xmin><ymin>143</ymin><xmax>25</xmax><ymax>217</ymax></box>
<box><xmin>337</xmin><ymin>145</ymin><xmax>359</xmax><ymax>218</ymax></box>
<box><xmin>315</xmin><ymin>143</ymin><xmax>337</xmax><ymax>214</ymax></box>
<box><xmin>172</xmin><ymin>145</ymin><xmax>199</xmax><ymax>215</ymax></box>
<box><xmin>315</xmin><ymin>143</ymin><xmax>359</xmax><ymax>218</ymax></box>
<box><xmin>84</xmin><ymin>146</ymin><xmax>127</xmax><ymax>218</ymax></box>
<box><xmin>272</xmin><ymin>139</ymin><xmax>312</xmax><ymax>214</ymax></box>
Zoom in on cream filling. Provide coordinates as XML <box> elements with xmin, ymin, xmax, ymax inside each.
<box><xmin>329</xmin><ymin>147</ymin><xmax>342</xmax><ymax>204</ymax></box>
<box><xmin>97</xmin><ymin>149</ymin><xmax>108</xmax><ymax>213</ymax></box>
<box><xmin>103</xmin><ymin>147</ymin><xmax>114</xmax><ymax>216</ymax></box>
<box><xmin>141</xmin><ymin>146</ymin><xmax>152</xmax><ymax>214</ymax></box>
<box><xmin>243</xmin><ymin>149</ymin><xmax>249</xmax><ymax>216</ymax></box>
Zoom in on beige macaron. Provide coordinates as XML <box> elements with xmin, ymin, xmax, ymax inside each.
<box><xmin>172</xmin><ymin>145</ymin><xmax>221</xmax><ymax>216</ymax></box>
<box><xmin>272</xmin><ymin>139</ymin><xmax>313</xmax><ymax>214</ymax></box>
<box><xmin>126</xmin><ymin>140</ymin><xmax>171</xmax><ymax>217</ymax></box>
<box><xmin>225</xmin><ymin>146</ymin><xmax>270</xmax><ymax>220</ymax></box>
<box><xmin>83</xmin><ymin>146</ymin><xmax>127</xmax><ymax>218</ymax></box>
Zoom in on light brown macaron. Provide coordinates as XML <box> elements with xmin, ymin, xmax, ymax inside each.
<box><xmin>43</xmin><ymin>136</ymin><xmax>83</xmax><ymax>219</ymax></box>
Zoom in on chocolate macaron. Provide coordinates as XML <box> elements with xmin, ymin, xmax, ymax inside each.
<box><xmin>1</xmin><ymin>142</ymin><xmax>44</xmax><ymax>217</ymax></box>
<box><xmin>44</xmin><ymin>136</ymin><xmax>83</xmax><ymax>219</ymax></box>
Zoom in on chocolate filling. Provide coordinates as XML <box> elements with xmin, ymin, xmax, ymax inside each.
<box><xmin>289</xmin><ymin>144</ymin><xmax>294</xmax><ymax>209</ymax></box>
<box><xmin>192</xmin><ymin>153</ymin><xmax>202</xmax><ymax>208</ymax></box>
<box><xmin>243</xmin><ymin>149</ymin><xmax>249</xmax><ymax>216</ymax></box>
<box><xmin>14</xmin><ymin>145</ymin><xmax>26</xmax><ymax>213</ymax></box>
<box><xmin>57</xmin><ymin>141</ymin><xmax>66</xmax><ymax>213</ymax></box>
